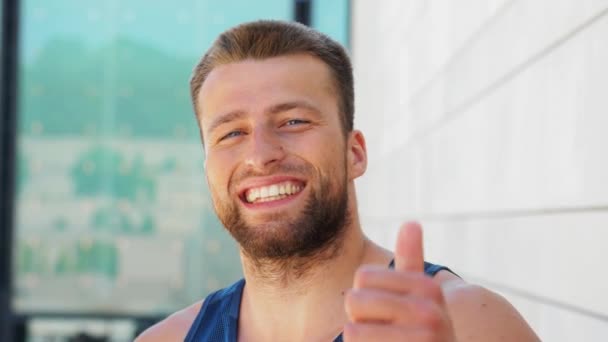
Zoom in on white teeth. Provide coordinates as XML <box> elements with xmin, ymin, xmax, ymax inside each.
<box><xmin>245</xmin><ymin>181</ymin><xmax>303</xmax><ymax>203</ymax></box>
<box><xmin>260</xmin><ymin>187</ymin><xmax>269</xmax><ymax>198</ymax></box>
<box><xmin>247</xmin><ymin>191</ymin><xmax>256</xmax><ymax>203</ymax></box>
<box><xmin>269</xmin><ymin>184</ymin><xmax>279</xmax><ymax>197</ymax></box>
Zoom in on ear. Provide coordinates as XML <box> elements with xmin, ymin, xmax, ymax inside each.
<box><xmin>346</xmin><ymin>130</ymin><xmax>367</xmax><ymax>180</ymax></box>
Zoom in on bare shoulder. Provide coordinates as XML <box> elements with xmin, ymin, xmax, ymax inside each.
<box><xmin>134</xmin><ymin>300</ymin><xmax>204</xmax><ymax>342</ymax></box>
<box><xmin>434</xmin><ymin>271</ymin><xmax>540</xmax><ymax>342</ymax></box>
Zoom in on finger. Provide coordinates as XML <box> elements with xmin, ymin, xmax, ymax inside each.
<box><xmin>394</xmin><ymin>221</ymin><xmax>424</xmax><ymax>273</ymax></box>
<box><xmin>352</xmin><ymin>266</ymin><xmax>445</xmax><ymax>306</ymax></box>
<box><xmin>343</xmin><ymin>322</ymin><xmax>434</xmax><ymax>342</ymax></box>
<box><xmin>345</xmin><ymin>288</ymin><xmax>446</xmax><ymax>326</ymax></box>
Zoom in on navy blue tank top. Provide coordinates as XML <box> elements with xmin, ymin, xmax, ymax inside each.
<box><xmin>185</xmin><ymin>261</ymin><xmax>454</xmax><ymax>342</ymax></box>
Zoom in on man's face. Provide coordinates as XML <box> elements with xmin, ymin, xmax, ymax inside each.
<box><xmin>197</xmin><ymin>54</ymin><xmax>364</xmax><ymax>261</ymax></box>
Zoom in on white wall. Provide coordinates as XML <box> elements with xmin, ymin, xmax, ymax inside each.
<box><xmin>351</xmin><ymin>1</ymin><xmax>608</xmax><ymax>340</ymax></box>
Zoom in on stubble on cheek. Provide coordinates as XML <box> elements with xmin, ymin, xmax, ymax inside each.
<box><xmin>205</xmin><ymin>142</ymin><xmax>350</xmax><ymax>259</ymax></box>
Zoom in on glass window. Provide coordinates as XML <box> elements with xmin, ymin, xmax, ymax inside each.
<box><xmin>13</xmin><ymin>0</ymin><xmax>349</xmax><ymax>317</ymax></box>
<box><xmin>313</xmin><ymin>0</ymin><xmax>350</xmax><ymax>48</ymax></box>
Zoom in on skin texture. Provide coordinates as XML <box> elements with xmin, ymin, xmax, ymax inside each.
<box><xmin>136</xmin><ymin>54</ymin><xmax>540</xmax><ymax>342</ymax></box>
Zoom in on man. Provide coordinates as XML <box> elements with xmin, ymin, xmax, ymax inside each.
<box><xmin>137</xmin><ymin>20</ymin><xmax>539</xmax><ymax>341</ymax></box>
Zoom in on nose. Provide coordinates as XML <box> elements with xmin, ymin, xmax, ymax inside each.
<box><xmin>244</xmin><ymin>125</ymin><xmax>286</xmax><ymax>171</ymax></box>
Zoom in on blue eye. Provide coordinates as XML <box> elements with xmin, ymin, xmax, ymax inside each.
<box><xmin>221</xmin><ymin>130</ymin><xmax>243</xmax><ymax>141</ymax></box>
<box><xmin>285</xmin><ymin>119</ymin><xmax>308</xmax><ymax>126</ymax></box>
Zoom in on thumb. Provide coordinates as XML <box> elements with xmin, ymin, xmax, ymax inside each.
<box><xmin>394</xmin><ymin>221</ymin><xmax>424</xmax><ymax>273</ymax></box>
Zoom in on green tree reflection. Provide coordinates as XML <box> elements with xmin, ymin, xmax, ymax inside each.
<box><xmin>21</xmin><ymin>37</ymin><xmax>196</xmax><ymax>139</ymax></box>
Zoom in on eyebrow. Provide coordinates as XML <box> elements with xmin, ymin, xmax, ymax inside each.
<box><xmin>206</xmin><ymin>100</ymin><xmax>322</xmax><ymax>135</ymax></box>
<box><xmin>207</xmin><ymin>110</ymin><xmax>246</xmax><ymax>135</ymax></box>
<box><xmin>267</xmin><ymin>101</ymin><xmax>321</xmax><ymax>116</ymax></box>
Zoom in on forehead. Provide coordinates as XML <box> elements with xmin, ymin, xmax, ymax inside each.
<box><xmin>197</xmin><ymin>54</ymin><xmax>338</xmax><ymax>127</ymax></box>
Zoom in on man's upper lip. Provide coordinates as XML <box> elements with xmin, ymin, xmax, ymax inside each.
<box><xmin>236</xmin><ymin>175</ymin><xmax>306</xmax><ymax>195</ymax></box>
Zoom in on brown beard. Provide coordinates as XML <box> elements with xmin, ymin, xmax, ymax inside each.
<box><xmin>211</xmin><ymin>160</ymin><xmax>350</xmax><ymax>280</ymax></box>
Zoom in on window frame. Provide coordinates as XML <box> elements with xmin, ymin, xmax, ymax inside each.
<box><xmin>1</xmin><ymin>0</ymin><xmax>20</xmax><ymax>340</ymax></box>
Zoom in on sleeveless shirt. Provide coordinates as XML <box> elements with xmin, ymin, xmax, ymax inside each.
<box><xmin>185</xmin><ymin>261</ymin><xmax>455</xmax><ymax>342</ymax></box>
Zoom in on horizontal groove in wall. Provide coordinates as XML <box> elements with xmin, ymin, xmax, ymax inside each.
<box><xmin>413</xmin><ymin>205</ymin><xmax>608</xmax><ymax>222</ymax></box>
<box><xmin>403</xmin><ymin>4</ymin><xmax>608</xmax><ymax>149</ymax></box>
<box><xmin>362</xmin><ymin>204</ymin><xmax>608</xmax><ymax>223</ymax></box>
<box><xmin>407</xmin><ymin>0</ymin><xmax>516</xmax><ymax>103</ymax></box>
<box><xmin>463</xmin><ymin>274</ymin><xmax>608</xmax><ymax>323</ymax></box>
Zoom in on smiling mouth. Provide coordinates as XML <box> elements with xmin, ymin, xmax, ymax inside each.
<box><xmin>241</xmin><ymin>180</ymin><xmax>305</xmax><ymax>204</ymax></box>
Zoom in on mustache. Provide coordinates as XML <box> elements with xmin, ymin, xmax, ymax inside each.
<box><xmin>229</xmin><ymin>162</ymin><xmax>314</xmax><ymax>188</ymax></box>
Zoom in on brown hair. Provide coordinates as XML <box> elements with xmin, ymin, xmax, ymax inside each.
<box><xmin>190</xmin><ymin>20</ymin><xmax>354</xmax><ymax>135</ymax></box>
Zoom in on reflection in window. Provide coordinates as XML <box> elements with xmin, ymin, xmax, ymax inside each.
<box><xmin>14</xmin><ymin>0</ymin><xmax>348</xmax><ymax>320</ymax></box>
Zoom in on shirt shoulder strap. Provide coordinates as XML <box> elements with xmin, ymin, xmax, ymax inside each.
<box><xmin>184</xmin><ymin>279</ymin><xmax>245</xmax><ymax>342</ymax></box>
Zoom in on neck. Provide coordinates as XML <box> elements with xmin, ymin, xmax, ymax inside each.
<box><xmin>238</xmin><ymin>218</ymin><xmax>392</xmax><ymax>341</ymax></box>
<box><xmin>240</xmin><ymin>219</ymin><xmax>349</xmax><ymax>290</ymax></box>
<box><xmin>241</xmin><ymin>222</ymin><xmax>368</xmax><ymax>297</ymax></box>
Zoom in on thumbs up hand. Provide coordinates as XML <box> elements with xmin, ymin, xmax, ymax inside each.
<box><xmin>343</xmin><ymin>222</ymin><xmax>456</xmax><ymax>341</ymax></box>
